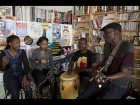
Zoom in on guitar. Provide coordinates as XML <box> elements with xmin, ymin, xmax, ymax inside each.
<box><xmin>90</xmin><ymin>67</ymin><xmax>107</xmax><ymax>88</ymax></box>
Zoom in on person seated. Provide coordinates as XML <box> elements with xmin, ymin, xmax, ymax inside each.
<box><xmin>67</xmin><ymin>38</ymin><xmax>97</xmax><ymax>95</ymax></box>
<box><xmin>77</xmin><ymin>22</ymin><xmax>134</xmax><ymax>99</ymax></box>
<box><xmin>31</xmin><ymin>37</ymin><xmax>57</xmax><ymax>99</ymax></box>
<box><xmin>0</xmin><ymin>35</ymin><xmax>32</xmax><ymax>99</ymax></box>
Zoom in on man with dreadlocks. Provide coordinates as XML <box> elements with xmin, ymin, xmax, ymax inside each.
<box><xmin>77</xmin><ymin>22</ymin><xmax>134</xmax><ymax>99</ymax></box>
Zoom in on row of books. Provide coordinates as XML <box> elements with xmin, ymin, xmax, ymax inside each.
<box><xmin>90</xmin><ymin>37</ymin><xmax>105</xmax><ymax>44</ymax></box>
<box><xmin>92</xmin><ymin>6</ymin><xmax>115</xmax><ymax>13</ymax></box>
<box><xmin>73</xmin><ymin>16</ymin><xmax>90</xmax><ymax>22</ymax></box>
<box><xmin>89</xmin><ymin>45</ymin><xmax>103</xmax><ymax>54</ymax></box>
<box><xmin>90</xmin><ymin>16</ymin><xmax>103</xmax><ymax>28</ymax></box>
<box><xmin>74</xmin><ymin>6</ymin><xmax>90</xmax><ymax>15</ymax></box>
<box><xmin>14</xmin><ymin>6</ymin><xmax>72</xmax><ymax>24</ymax></box>
<box><xmin>73</xmin><ymin>23</ymin><xmax>89</xmax><ymax>28</ymax></box>
<box><xmin>73</xmin><ymin>32</ymin><xmax>89</xmax><ymax>42</ymax></box>
<box><xmin>119</xmin><ymin>22</ymin><xmax>140</xmax><ymax>30</ymax></box>
<box><xmin>90</xmin><ymin>30</ymin><xmax>101</xmax><ymax>36</ymax></box>
<box><xmin>117</xmin><ymin>12</ymin><xmax>140</xmax><ymax>21</ymax></box>
<box><xmin>117</xmin><ymin>6</ymin><xmax>140</xmax><ymax>12</ymax></box>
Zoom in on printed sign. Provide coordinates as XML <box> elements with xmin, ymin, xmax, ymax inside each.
<box><xmin>0</xmin><ymin>20</ymin><xmax>6</xmax><ymax>29</ymax></box>
<box><xmin>6</xmin><ymin>21</ymin><xmax>16</xmax><ymax>30</ymax></box>
<box><xmin>16</xmin><ymin>22</ymin><xmax>27</xmax><ymax>35</ymax></box>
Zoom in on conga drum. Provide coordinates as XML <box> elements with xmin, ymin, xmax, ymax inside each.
<box><xmin>60</xmin><ymin>72</ymin><xmax>80</xmax><ymax>99</ymax></box>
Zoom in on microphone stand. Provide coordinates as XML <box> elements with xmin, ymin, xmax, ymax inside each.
<box><xmin>37</xmin><ymin>64</ymin><xmax>60</xmax><ymax>99</ymax></box>
<box><xmin>138</xmin><ymin>22</ymin><xmax>140</xmax><ymax>36</ymax></box>
<box><xmin>36</xmin><ymin>53</ymin><xmax>74</xmax><ymax>99</ymax></box>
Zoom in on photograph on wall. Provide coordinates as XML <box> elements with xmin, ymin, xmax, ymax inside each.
<box><xmin>61</xmin><ymin>24</ymin><xmax>72</xmax><ymax>46</ymax></box>
<box><xmin>52</xmin><ymin>24</ymin><xmax>61</xmax><ymax>42</ymax></box>
<box><xmin>61</xmin><ymin>46</ymin><xmax>72</xmax><ymax>56</ymax></box>
<box><xmin>41</xmin><ymin>23</ymin><xmax>52</xmax><ymax>43</ymax></box>
<box><xmin>19</xmin><ymin>35</ymin><xmax>26</xmax><ymax>46</ymax></box>
<box><xmin>6</xmin><ymin>21</ymin><xmax>16</xmax><ymax>35</ymax></box>
<box><xmin>133</xmin><ymin>36</ymin><xmax>140</xmax><ymax>46</ymax></box>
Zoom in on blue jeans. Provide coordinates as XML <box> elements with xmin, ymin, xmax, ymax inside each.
<box><xmin>4</xmin><ymin>73</ymin><xmax>32</xmax><ymax>99</ymax></box>
<box><xmin>77</xmin><ymin>81</ymin><xmax>127</xmax><ymax>99</ymax></box>
<box><xmin>78</xmin><ymin>77</ymin><xmax>91</xmax><ymax>95</ymax></box>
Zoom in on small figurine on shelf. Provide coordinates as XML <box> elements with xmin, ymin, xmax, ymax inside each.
<box><xmin>74</xmin><ymin>29</ymin><xmax>78</xmax><ymax>41</ymax></box>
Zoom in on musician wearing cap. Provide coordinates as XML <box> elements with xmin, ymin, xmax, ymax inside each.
<box><xmin>67</xmin><ymin>38</ymin><xmax>97</xmax><ymax>95</ymax></box>
<box><xmin>77</xmin><ymin>22</ymin><xmax>134</xmax><ymax>99</ymax></box>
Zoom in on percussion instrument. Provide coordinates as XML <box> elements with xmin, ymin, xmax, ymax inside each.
<box><xmin>0</xmin><ymin>72</ymin><xmax>4</xmax><ymax>84</ymax></box>
<box><xmin>60</xmin><ymin>72</ymin><xmax>80</xmax><ymax>99</ymax></box>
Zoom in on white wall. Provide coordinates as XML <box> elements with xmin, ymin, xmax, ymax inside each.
<box><xmin>35</xmin><ymin>6</ymin><xmax>72</xmax><ymax>12</ymax></box>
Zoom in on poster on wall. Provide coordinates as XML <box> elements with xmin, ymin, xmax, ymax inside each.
<box><xmin>16</xmin><ymin>22</ymin><xmax>27</xmax><ymax>35</ymax></box>
<box><xmin>61</xmin><ymin>24</ymin><xmax>72</xmax><ymax>46</ymax></box>
<box><xmin>27</xmin><ymin>22</ymin><xmax>43</xmax><ymax>39</ymax></box>
<box><xmin>0</xmin><ymin>20</ymin><xmax>6</xmax><ymax>30</ymax></box>
<box><xmin>41</xmin><ymin>23</ymin><xmax>53</xmax><ymax>43</ymax></box>
<box><xmin>52</xmin><ymin>24</ymin><xmax>61</xmax><ymax>42</ymax></box>
<box><xmin>0</xmin><ymin>20</ymin><xmax>11</xmax><ymax>37</ymax></box>
<box><xmin>6</xmin><ymin>21</ymin><xmax>16</xmax><ymax>35</ymax></box>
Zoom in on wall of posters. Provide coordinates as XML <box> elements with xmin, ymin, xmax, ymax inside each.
<box><xmin>0</xmin><ymin>19</ymin><xmax>72</xmax><ymax>58</ymax></box>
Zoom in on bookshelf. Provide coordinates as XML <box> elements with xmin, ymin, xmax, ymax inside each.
<box><xmin>72</xmin><ymin>6</ymin><xmax>140</xmax><ymax>88</ymax></box>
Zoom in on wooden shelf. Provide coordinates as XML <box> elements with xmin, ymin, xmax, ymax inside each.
<box><xmin>92</xmin><ymin>28</ymin><xmax>101</xmax><ymax>30</ymax></box>
<box><xmin>73</xmin><ymin>28</ymin><xmax>89</xmax><ymax>30</ymax></box>
<box><xmin>122</xmin><ymin>30</ymin><xmax>138</xmax><ymax>32</ymax></box>
<box><xmin>91</xmin><ymin>43</ymin><xmax>104</xmax><ymax>46</ymax></box>
<box><xmin>73</xmin><ymin>21</ymin><xmax>90</xmax><ymax>23</ymax></box>
<box><xmin>117</xmin><ymin>10</ymin><xmax>140</xmax><ymax>14</ymax></box>
<box><xmin>73</xmin><ymin>41</ymin><xmax>78</xmax><ymax>43</ymax></box>
<box><xmin>134</xmin><ymin>46</ymin><xmax>140</xmax><ymax>50</ymax></box>
<box><xmin>91</xmin><ymin>35</ymin><xmax>103</xmax><ymax>38</ymax></box>
<box><xmin>0</xmin><ymin>6</ymin><xmax>11</xmax><ymax>10</ymax></box>
<box><xmin>92</xmin><ymin>11</ymin><xmax>115</xmax><ymax>15</ymax></box>
<box><xmin>134</xmin><ymin>68</ymin><xmax>140</xmax><ymax>70</ymax></box>
<box><xmin>117</xmin><ymin>20</ymin><xmax>140</xmax><ymax>22</ymax></box>
<box><xmin>73</xmin><ymin>14</ymin><xmax>90</xmax><ymax>16</ymax></box>
<box><xmin>134</xmin><ymin>58</ymin><xmax>140</xmax><ymax>61</ymax></box>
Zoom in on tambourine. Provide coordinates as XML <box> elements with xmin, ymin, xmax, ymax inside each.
<box><xmin>24</xmin><ymin>36</ymin><xmax>33</xmax><ymax>45</ymax></box>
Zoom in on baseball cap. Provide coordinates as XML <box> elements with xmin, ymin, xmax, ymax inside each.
<box><xmin>100</xmin><ymin>22</ymin><xmax>122</xmax><ymax>32</ymax></box>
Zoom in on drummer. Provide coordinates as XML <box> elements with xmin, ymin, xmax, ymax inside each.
<box><xmin>67</xmin><ymin>38</ymin><xmax>97</xmax><ymax>95</ymax></box>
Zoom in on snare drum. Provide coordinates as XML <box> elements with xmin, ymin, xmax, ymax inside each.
<box><xmin>0</xmin><ymin>72</ymin><xmax>4</xmax><ymax>84</ymax></box>
<box><xmin>60</xmin><ymin>72</ymin><xmax>80</xmax><ymax>99</ymax></box>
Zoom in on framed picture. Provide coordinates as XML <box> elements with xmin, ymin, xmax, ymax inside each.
<box><xmin>133</xmin><ymin>36</ymin><xmax>140</xmax><ymax>46</ymax></box>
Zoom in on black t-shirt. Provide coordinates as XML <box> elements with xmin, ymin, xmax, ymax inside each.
<box><xmin>71</xmin><ymin>50</ymin><xmax>97</xmax><ymax>77</ymax></box>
